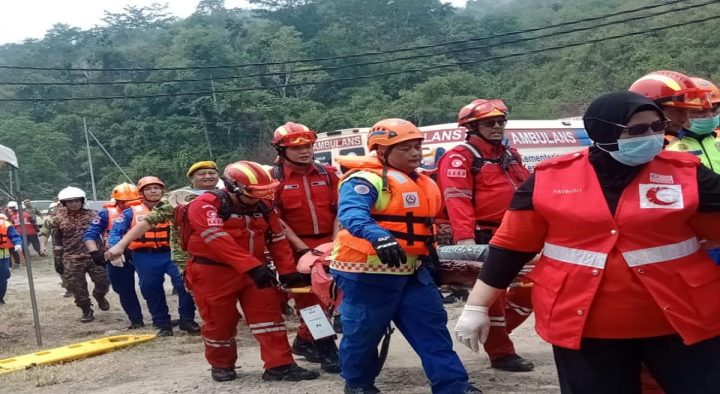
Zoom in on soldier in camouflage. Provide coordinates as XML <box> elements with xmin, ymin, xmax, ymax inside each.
<box><xmin>52</xmin><ymin>187</ymin><xmax>110</xmax><ymax>323</ymax></box>
<box><xmin>39</xmin><ymin>202</ymin><xmax>73</xmax><ymax>297</ymax></box>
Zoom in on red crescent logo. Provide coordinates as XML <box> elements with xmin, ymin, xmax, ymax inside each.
<box><xmin>646</xmin><ymin>186</ymin><xmax>678</xmax><ymax>206</ymax></box>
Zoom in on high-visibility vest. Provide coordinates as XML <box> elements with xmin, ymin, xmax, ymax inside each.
<box><xmin>128</xmin><ymin>204</ymin><xmax>170</xmax><ymax>250</ymax></box>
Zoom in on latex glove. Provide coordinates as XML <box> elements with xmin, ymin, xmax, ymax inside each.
<box><xmin>90</xmin><ymin>250</ymin><xmax>106</xmax><ymax>266</ymax></box>
<box><xmin>454</xmin><ymin>305</ymin><xmax>490</xmax><ymax>352</ymax></box>
<box><xmin>104</xmin><ymin>244</ymin><xmax>124</xmax><ymax>261</ymax></box>
<box><xmin>279</xmin><ymin>272</ymin><xmax>311</xmax><ymax>288</ymax></box>
<box><xmin>14</xmin><ymin>244</ymin><xmax>22</xmax><ymax>253</ymax></box>
<box><xmin>110</xmin><ymin>254</ymin><xmax>125</xmax><ymax>267</ymax></box>
<box><xmin>456</xmin><ymin>239</ymin><xmax>477</xmax><ymax>246</ymax></box>
<box><xmin>372</xmin><ymin>236</ymin><xmax>407</xmax><ymax>268</ymax></box>
<box><xmin>247</xmin><ymin>265</ymin><xmax>278</xmax><ymax>289</ymax></box>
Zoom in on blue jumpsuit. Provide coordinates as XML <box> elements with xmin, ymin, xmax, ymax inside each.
<box><xmin>109</xmin><ymin>208</ymin><xmax>195</xmax><ymax>329</ymax></box>
<box><xmin>83</xmin><ymin>208</ymin><xmax>144</xmax><ymax>326</ymax></box>
<box><xmin>0</xmin><ymin>225</ymin><xmax>21</xmax><ymax>302</ymax></box>
<box><xmin>332</xmin><ymin>177</ymin><xmax>472</xmax><ymax>394</ymax></box>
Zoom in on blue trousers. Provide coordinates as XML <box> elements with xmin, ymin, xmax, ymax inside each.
<box><xmin>0</xmin><ymin>257</ymin><xmax>10</xmax><ymax>300</ymax></box>
<box><xmin>334</xmin><ymin>268</ymin><xmax>470</xmax><ymax>394</ymax></box>
<box><xmin>106</xmin><ymin>262</ymin><xmax>144</xmax><ymax>325</ymax></box>
<box><xmin>133</xmin><ymin>251</ymin><xmax>196</xmax><ymax>328</ymax></box>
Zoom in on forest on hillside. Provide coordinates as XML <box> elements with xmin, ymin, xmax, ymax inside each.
<box><xmin>0</xmin><ymin>0</ymin><xmax>718</xmax><ymax>198</ymax></box>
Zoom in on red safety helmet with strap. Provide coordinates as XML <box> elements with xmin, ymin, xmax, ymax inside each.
<box><xmin>629</xmin><ymin>70</ymin><xmax>712</xmax><ymax>110</ymax></box>
<box><xmin>137</xmin><ymin>176</ymin><xmax>166</xmax><ymax>192</ymax></box>
<box><xmin>457</xmin><ymin>99</ymin><xmax>508</xmax><ymax>127</ymax></box>
<box><xmin>222</xmin><ymin>161</ymin><xmax>279</xmax><ymax>200</ymax></box>
<box><xmin>271</xmin><ymin>122</ymin><xmax>317</xmax><ymax>148</ymax></box>
<box><xmin>367</xmin><ymin>118</ymin><xmax>425</xmax><ymax>151</ymax></box>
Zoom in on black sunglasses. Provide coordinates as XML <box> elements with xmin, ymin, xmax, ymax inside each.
<box><xmin>474</xmin><ymin>118</ymin><xmax>507</xmax><ymax>128</ymax></box>
<box><xmin>586</xmin><ymin>117</ymin><xmax>670</xmax><ymax>136</ymax></box>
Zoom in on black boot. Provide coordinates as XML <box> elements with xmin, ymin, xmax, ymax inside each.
<box><xmin>291</xmin><ymin>336</ymin><xmax>323</xmax><ymax>363</ymax></box>
<box><xmin>490</xmin><ymin>354</ymin><xmax>534</xmax><ymax>372</ymax></box>
<box><xmin>261</xmin><ymin>364</ymin><xmax>319</xmax><ymax>381</ymax></box>
<box><xmin>156</xmin><ymin>326</ymin><xmax>173</xmax><ymax>337</ymax></box>
<box><xmin>179</xmin><ymin>319</ymin><xmax>201</xmax><ymax>334</ymax></box>
<box><xmin>95</xmin><ymin>295</ymin><xmax>110</xmax><ymax>311</ymax></box>
<box><xmin>465</xmin><ymin>384</ymin><xmax>483</xmax><ymax>393</ymax></box>
<box><xmin>316</xmin><ymin>338</ymin><xmax>341</xmax><ymax>373</ymax></box>
<box><xmin>344</xmin><ymin>386</ymin><xmax>381</xmax><ymax>394</ymax></box>
<box><xmin>128</xmin><ymin>322</ymin><xmax>145</xmax><ymax>330</ymax></box>
<box><xmin>211</xmin><ymin>367</ymin><xmax>237</xmax><ymax>382</ymax></box>
<box><xmin>333</xmin><ymin>315</ymin><xmax>343</xmax><ymax>334</ymax></box>
<box><xmin>80</xmin><ymin>306</ymin><xmax>94</xmax><ymax>323</ymax></box>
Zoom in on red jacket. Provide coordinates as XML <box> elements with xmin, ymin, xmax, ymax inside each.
<box><xmin>437</xmin><ymin>136</ymin><xmax>529</xmax><ymax>242</ymax></box>
<box><xmin>11</xmin><ymin>211</ymin><xmax>37</xmax><ymax>236</ymax></box>
<box><xmin>273</xmin><ymin>162</ymin><xmax>339</xmax><ymax>237</ymax></box>
<box><xmin>499</xmin><ymin>149</ymin><xmax>720</xmax><ymax>349</ymax></box>
<box><xmin>185</xmin><ymin>192</ymin><xmax>296</xmax><ymax>275</ymax></box>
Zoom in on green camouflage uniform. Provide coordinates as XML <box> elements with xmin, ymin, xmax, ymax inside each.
<box><xmin>142</xmin><ymin>195</ymin><xmax>187</xmax><ymax>269</ymax></box>
<box><xmin>52</xmin><ymin>209</ymin><xmax>109</xmax><ymax>308</ymax></box>
<box><xmin>40</xmin><ymin>208</ymin><xmax>72</xmax><ymax>290</ymax></box>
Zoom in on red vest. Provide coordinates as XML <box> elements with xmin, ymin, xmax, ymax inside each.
<box><xmin>128</xmin><ymin>204</ymin><xmax>170</xmax><ymax>250</ymax></box>
<box><xmin>11</xmin><ymin>211</ymin><xmax>36</xmax><ymax>236</ymax></box>
<box><xmin>273</xmin><ymin>163</ymin><xmax>338</xmax><ymax>238</ymax></box>
<box><xmin>529</xmin><ymin>149</ymin><xmax>720</xmax><ymax>349</ymax></box>
<box><xmin>0</xmin><ymin>221</ymin><xmax>13</xmax><ymax>249</ymax></box>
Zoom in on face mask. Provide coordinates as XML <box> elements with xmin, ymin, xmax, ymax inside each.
<box><xmin>597</xmin><ymin>134</ymin><xmax>665</xmax><ymax>166</ymax></box>
<box><xmin>688</xmin><ymin>115</ymin><xmax>720</xmax><ymax>135</ymax></box>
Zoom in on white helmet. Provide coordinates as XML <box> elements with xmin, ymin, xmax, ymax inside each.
<box><xmin>58</xmin><ymin>187</ymin><xmax>86</xmax><ymax>201</ymax></box>
<box><xmin>7</xmin><ymin>201</ymin><xmax>17</xmax><ymax>209</ymax></box>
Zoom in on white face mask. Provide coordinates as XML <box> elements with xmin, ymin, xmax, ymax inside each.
<box><xmin>597</xmin><ymin>134</ymin><xmax>665</xmax><ymax>166</ymax></box>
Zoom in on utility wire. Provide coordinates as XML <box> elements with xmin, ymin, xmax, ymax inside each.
<box><xmin>0</xmin><ymin>0</ymin><xmax>695</xmax><ymax>73</ymax></box>
<box><xmin>2</xmin><ymin>0</ymin><xmax>715</xmax><ymax>87</ymax></box>
<box><xmin>1</xmin><ymin>14</ymin><xmax>717</xmax><ymax>102</ymax></box>
<box><xmin>86</xmin><ymin>128</ymin><xmax>133</xmax><ymax>183</ymax></box>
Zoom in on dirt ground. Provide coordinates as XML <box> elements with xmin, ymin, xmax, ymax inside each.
<box><xmin>0</xmin><ymin>257</ymin><xmax>559</xmax><ymax>393</ymax></box>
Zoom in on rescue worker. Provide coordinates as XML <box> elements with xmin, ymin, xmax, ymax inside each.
<box><xmin>0</xmin><ymin>213</ymin><xmax>22</xmax><ymax>304</ymax></box>
<box><xmin>629</xmin><ymin>70</ymin><xmax>712</xmax><ymax>145</ymax></box>
<box><xmin>270</xmin><ymin>121</ymin><xmax>341</xmax><ymax>373</ymax></box>
<box><xmin>39</xmin><ymin>202</ymin><xmax>72</xmax><ymax>297</ymax></box>
<box><xmin>436</xmin><ymin>99</ymin><xmax>534</xmax><ymax>372</ymax></box>
<box><xmin>84</xmin><ymin>183</ymin><xmax>145</xmax><ymax>329</ymax></box>
<box><xmin>52</xmin><ymin>187</ymin><xmax>110</xmax><ymax>322</ymax></box>
<box><xmin>182</xmin><ymin>161</ymin><xmax>319</xmax><ymax>382</ymax></box>
<box><xmin>455</xmin><ymin>91</ymin><xmax>720</xmax><ymax>393</ymax></box>
<box><xmin>108</xmin><ymin>176</ymin><xmax>200</xmax><ymax>336</ymax></box>
<box><xmin>331</xmin><ymin>119</ymin><xmax>481</xmax><ymax>394</ymax></box>
<box><xmin>8</xmin><ymin>201</ymin><xmax>41</xmax><ymax>256</ymax></box>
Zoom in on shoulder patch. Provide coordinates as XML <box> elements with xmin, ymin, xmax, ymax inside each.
<box><xmin>113</xmin><ymin>217</ymin><xmax>124</xmax><ymax>223</ymax></box>
<box><xmin>91</xmin><ymin>218</ymin><xmax>101</xmax><ymax>225</ymax></box>
<box><xmin>354</xmin><ymin>184</ymin><xmax>370</xmax><ymax>195</ymax></box>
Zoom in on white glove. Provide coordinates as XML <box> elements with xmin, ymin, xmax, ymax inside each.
<box><xmin>14</xmin><ymin>244</ymin><xmax>22</xmax><ymax>253</ymax></box>
<box><xmin>454</xmin><ymin>305</ymin><xmax>490</xmax><ymax>352</ymax></box>
<box><xmin>110</xmin><ymin>254</ymin><xmax>126</xmax><ymax>267</ymax></box>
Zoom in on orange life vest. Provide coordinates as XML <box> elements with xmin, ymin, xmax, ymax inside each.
<box><xmin>128</xmin><ymin>203</ymin><xmax>170</xmax><ymax>250</ymax></box>
<box><xmin>0</xmin><ymin>221</ymin><xmax>14</xmax><ymax>249</ymax></box>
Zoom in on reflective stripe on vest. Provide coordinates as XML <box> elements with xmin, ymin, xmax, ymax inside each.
<box><xmin>129</xmin><ymin>204</ymin><xmax>170</xmax><ymax>250</ymax></box>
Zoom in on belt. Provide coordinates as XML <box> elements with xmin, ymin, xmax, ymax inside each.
<box><xmin>191</xmin><ymin>255</ymin><xmax>229</xmax><ymax>267</ymax></box>
<box><xmin>132</xmin><ymin>247</ymin><xmax>171</xmax><ymax>254</ymax></box>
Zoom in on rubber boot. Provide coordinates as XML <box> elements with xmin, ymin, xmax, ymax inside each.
<box><xmin>211</xmin><ymin>367</ymin><xmax>237</xmax><ymax>382</ymax></box>
<box><xmin>261</xmin><ymin>364</ymin><xmax>319</xmax><ymax>381</ymax></box>
<box><xmin>80</xmin><ymin>306</ymin><xmax>94</xmax><ymax>323</ymax></box>
<box><xmin>179</xmin><ymin>319</ymin><xmax>201</xmax><ymax>334</ymax></box>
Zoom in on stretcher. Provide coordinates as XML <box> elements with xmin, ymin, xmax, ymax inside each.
<box><xmin>0</xmin><ymin>334</ymin><xmax>156</xmax><ymax>375</ymax></box>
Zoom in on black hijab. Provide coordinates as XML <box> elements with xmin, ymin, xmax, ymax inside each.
<box><xmin>582</xmin><ymin>91</ymin><xmax>665</xmax><ymax>215</ymax></box>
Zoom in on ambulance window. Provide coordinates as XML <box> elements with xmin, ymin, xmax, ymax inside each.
<box><xmin>340</xmin><ymin>147</ymin><xmax>365</xmax><ymax>156</ymax></box>
<box><xmin>315</xmin><ymin>151</ymin><xmax>332</xmax><ymax>164</ymax></box>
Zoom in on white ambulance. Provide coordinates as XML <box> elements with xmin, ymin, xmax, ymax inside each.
<box><xmin>313</xmin><ymin>119</ymin><xmax>591</xmax><ymax>172</ymax></box>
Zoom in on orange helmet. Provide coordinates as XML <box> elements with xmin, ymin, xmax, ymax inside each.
<box><xmin>691</xmin><ymin>77</ymin><xmax>720</xmax><ymax>105</ymax></box>
<box><xmin>457</xmin><ymin>99</ymin><xmax>508</xmax><ymax>127</ymax></box>
<box><xmin>367</xmin><ymin>118</ymin><xmax>424</xmax><ymax>151</ymax></box>
<box><xmin>111</xmin><ymin>182</ymin><xmax>141</xmax><ymax>201</ymax></box>
<box><xmin>137</xmin><ymin>176</ymin><xmax>165</xmax><ymax>192</ymax></box>
<box><xmin>222</xmin><ymin>161</ymin><xmax>279</xmax><ymax>200</ymax></box>
<box><xmin>271</xmin><ymin>122</ymin><xmax>317</xmax><ymax>148</ymax></box>
<box><xmin>629</xmin><ymin>70</ymin><xmax>712</xmax><ymax>109</ymax></box>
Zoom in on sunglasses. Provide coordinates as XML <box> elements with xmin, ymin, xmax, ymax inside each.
<box><xmin>474</xmin><ymin>118</ymin><xmax>507</xmax><ymax>128</ymax></box>
<box><xmin>586</xmin><ymin>118</ymin><xmax>670</xmax><ymax>136</ymax></box>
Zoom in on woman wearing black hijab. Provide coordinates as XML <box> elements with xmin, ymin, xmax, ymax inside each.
<box><xmin>454</xmin><ymin>91</ymin><xmax>720</xmax><ymax>393</ymax></box>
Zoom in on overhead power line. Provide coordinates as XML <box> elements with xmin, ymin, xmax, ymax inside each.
<box><xmin>2</xmin><ymin>0</ymin><xmax>716</xmax><ymax>87</ymax></box>
<box><xmin>0</xmin><ymin>0</ymin><xmax>698</xmax><ymax>73</ymax></box>
<box><xmin>1</xmin><ymin>14</ymin><xmax>718</xmax><ymax>102</ymax></box>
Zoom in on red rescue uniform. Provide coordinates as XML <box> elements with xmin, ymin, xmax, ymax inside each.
<box><xmin>10</xmin><ymin>211</ymin><xmax>37</xmax><ymax>236</ymax></box>
<box><xmin>492</xmin><ymin>149</ymin><xmax>720</xmax><ymax>349</ymax></box>
<box><xmin>184</xmin><ymin>192</ymin><xmax>298</xmax><ymax>370</ymax></box>
<box><xmin>437</xmin><ymin>135</ymin><xmax>532</xmax><ymax>361</ymax></box>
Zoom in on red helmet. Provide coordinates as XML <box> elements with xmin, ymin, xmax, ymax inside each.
<box><xmin>367</xmin><ymin>118</ymin><xmax>424</xmax><ymax>151</ymax></box>
<box><xmin>111</xmin><ymin>182</ymin><xmax>141</xmax><ymax>201</ymax></box>
<box><xmin>271</xmin><ymin>122</ymin><xmax>317</xmax><ymax>148</ymax></box>
<box><xmin>629</xmin><ymin>70</ymin><xmax>712</xmax><ymax>109</ymax></box>
<box><xmin>223</xmin><ymin>161</ymin><xmax>279</xmax><ymax>200</ymax></box>
<box><xmin>457</xmin><ymin>99</ymin><xmax>508</xmax><ymax>127</ymax></box>
<box><xmin>137</xmin><ymin>176</ymin><xmax>165</xmax><ymax>192</ymax></box>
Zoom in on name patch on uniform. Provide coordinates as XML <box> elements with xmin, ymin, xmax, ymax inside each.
<box><xmin>284</xmin><ymin>184</ymin><xmax>300</xmax><ymax>190</ymax></box>
<box><xmin>639</xmin><ymin>184</ymin><xmax>683</xmax><ymax>209</ymax></box>
<box><xmin>446</xmin><ymin>169</ymin><xmax>467</xmax><ymax>178</ymax></box>
<box><xmin>91</xmin><ymin>218</ymin><xmax>101</xmax><ymax>224</ymax></box>
<box><xmin>354</xmin><ymin>184</ymin><xmax>370</xmax><ymax>195</ymax></box>
<box><xmin>402</xmin><ymin>192</ymin><xmax>420</xmax><ymax>208</ymax></box>
<box><xmin>649</xmin><ymin>173</ymin><xmax>673</xmax><ymax>184</ymax></box>
<box><xmin>311</xmin><ymin>181</ymin><xmax>327</xmax><ymax>186</ymax></box>
<box><xmin>207</xmin><ymin>218</ymin><xmax>223</xmax><ymax>226</ymax></box>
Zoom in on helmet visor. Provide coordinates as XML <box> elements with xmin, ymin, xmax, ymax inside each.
<box><xmin>461</xmin><ymin>99</ymin><xmax>508</xmax><ymax>123</ymax></box>
<box><xmin>661</xmin><ymin>87</ymin><xmax>713</xmax><ymax>109</ymax></box>
<box><xmin>282</xmin><ymin>131</ymin><xmax>316</xmax><ymax>147</ymax></box>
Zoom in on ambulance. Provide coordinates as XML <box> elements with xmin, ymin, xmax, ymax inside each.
<box><xmin>313</xmin><ymin>119</ymin><xmax>591</xmax><ymax>172</ymax></box>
